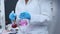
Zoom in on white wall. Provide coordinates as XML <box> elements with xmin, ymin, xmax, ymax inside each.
<box><xmin>0</xmin><ymin>0</ymin><xmax>5</xmax><ymax>31</ymax></box>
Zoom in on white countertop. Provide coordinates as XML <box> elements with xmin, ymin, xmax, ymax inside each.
<box><xmin>2</xmin><ymin>21</ymin><xmax>48</xmax><ymax>34</ymax></box>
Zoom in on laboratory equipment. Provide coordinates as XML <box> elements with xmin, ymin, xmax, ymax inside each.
<box><xmin>9</xmin><ymin>11</ymin><xmax>17</xmax><ymax>28</ymax></box>
<box><xmin>9</xmin><ymin>11</ymin><xmax>18</xmax><ymax>34</ymax></box>
<box><xmin>12</xmin><ymin>22</ymin><xmax>17</xmax><ymax>28</ymax></box>
<box><xmin>19</xmin><ymin>19</ymin><xmax>28</xmax><ymax>26</ymax></box>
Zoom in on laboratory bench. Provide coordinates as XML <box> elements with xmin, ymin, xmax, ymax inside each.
<box><xmin>1</xmin><ymin>23</ymin><xmax>48</xmax><ymax>34</ymax></box>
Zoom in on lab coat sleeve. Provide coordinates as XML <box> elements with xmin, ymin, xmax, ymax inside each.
<box><xmin>30</xmin><ymin>2</ymin><xmax>51</xmax><ymax>22</ymax></box>
<box><xmin>30</xmin><ymin>0</ymin><xmax>52</xmax><ymax>22</ymax></box>
<box><xmin>30</xmin><ymin>5</ymin><xmax>52</xmax><ymax>22</ymax></box>
<box><xmin>37</xmin><ymin>0</ymin><xmax>52</xmax><ymax>22</ymax></box>
<box><xmin>30</xmin><ymin>14</ymin><xmax>50</xmax><ymax>23</ymax></box>
<box><xmin>40</xmin><ymin>2</ymin><xmax>52</xmax><ymax>22</ymax></box>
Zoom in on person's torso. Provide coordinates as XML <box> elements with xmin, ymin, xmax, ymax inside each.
<box><xmin>15</xmin><ymin>0</ymin><xmax>40</xmax><ymax>17</ymax></box>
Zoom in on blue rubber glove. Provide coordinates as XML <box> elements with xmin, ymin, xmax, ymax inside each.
<box><xmin>19</xmin><ymin>11</ymin><xmax>31</xmax><ymax>20</ymax></box>
<box><xmin>9</xmin><ymin>11</ymin><xmax>16</xmax><ymax>21</ymax></box>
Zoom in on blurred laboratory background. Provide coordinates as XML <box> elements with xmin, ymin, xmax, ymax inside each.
<box><xmin>4</xmin><ymin>0</ymin><xmax>53</xmax><ymax>34</ymax></box>
<box><xmin>0</xmin><ymin>0</ymin><xmax>60</xmax><ymax>34</ymax></box>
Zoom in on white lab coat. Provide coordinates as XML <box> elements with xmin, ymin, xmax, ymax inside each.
<box><xmin>15</xmin><ymin>0</ymin><xmax>51</xmax><ymax>34</ymax></box>
<box><xmin>15</xmin><ymin>0</ymin><xmax>51</xmax><ymax>23</ymax></box>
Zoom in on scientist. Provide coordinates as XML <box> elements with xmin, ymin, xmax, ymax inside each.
<box><xmin>15</xmin><ymin>0</ymin><xmax>51</xmax><ymax>22</ymax></box>
<box><xmin>9</xmin><ymin>0</ymin><xmax>51</xmax><ymax>23</ymax></box>
<box><xmin>9</xmin><ymin>0</ymin><xmax>51</xmax><ymax>34</ymax></box>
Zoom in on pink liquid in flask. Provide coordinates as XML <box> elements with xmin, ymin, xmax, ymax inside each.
<box><xmin>19</xmin><ymin>20</ymin><xmax>28</xmax><ymax>26</ymax></box>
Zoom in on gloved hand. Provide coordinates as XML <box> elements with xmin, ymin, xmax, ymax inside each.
<box><xmin>9</xmin><ymin>11</ymin><xmax>16</xmax><ymax>21</ymax></box>
<box><xmin>19</xmin><ymin>11</ymin><xmax>31</xmax><ymax>20</ymax></box>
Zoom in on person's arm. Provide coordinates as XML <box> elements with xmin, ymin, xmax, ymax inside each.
<box><xmin>30</xmin><ymin>14</ymin><xmax>50</xmax><ymax>23</ymax></box>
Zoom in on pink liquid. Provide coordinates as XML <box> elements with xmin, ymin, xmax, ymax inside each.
<box><xmin>19</xmin><ymin>20</ymin><xmax>28</xmax><ymax>26</ymax></box>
